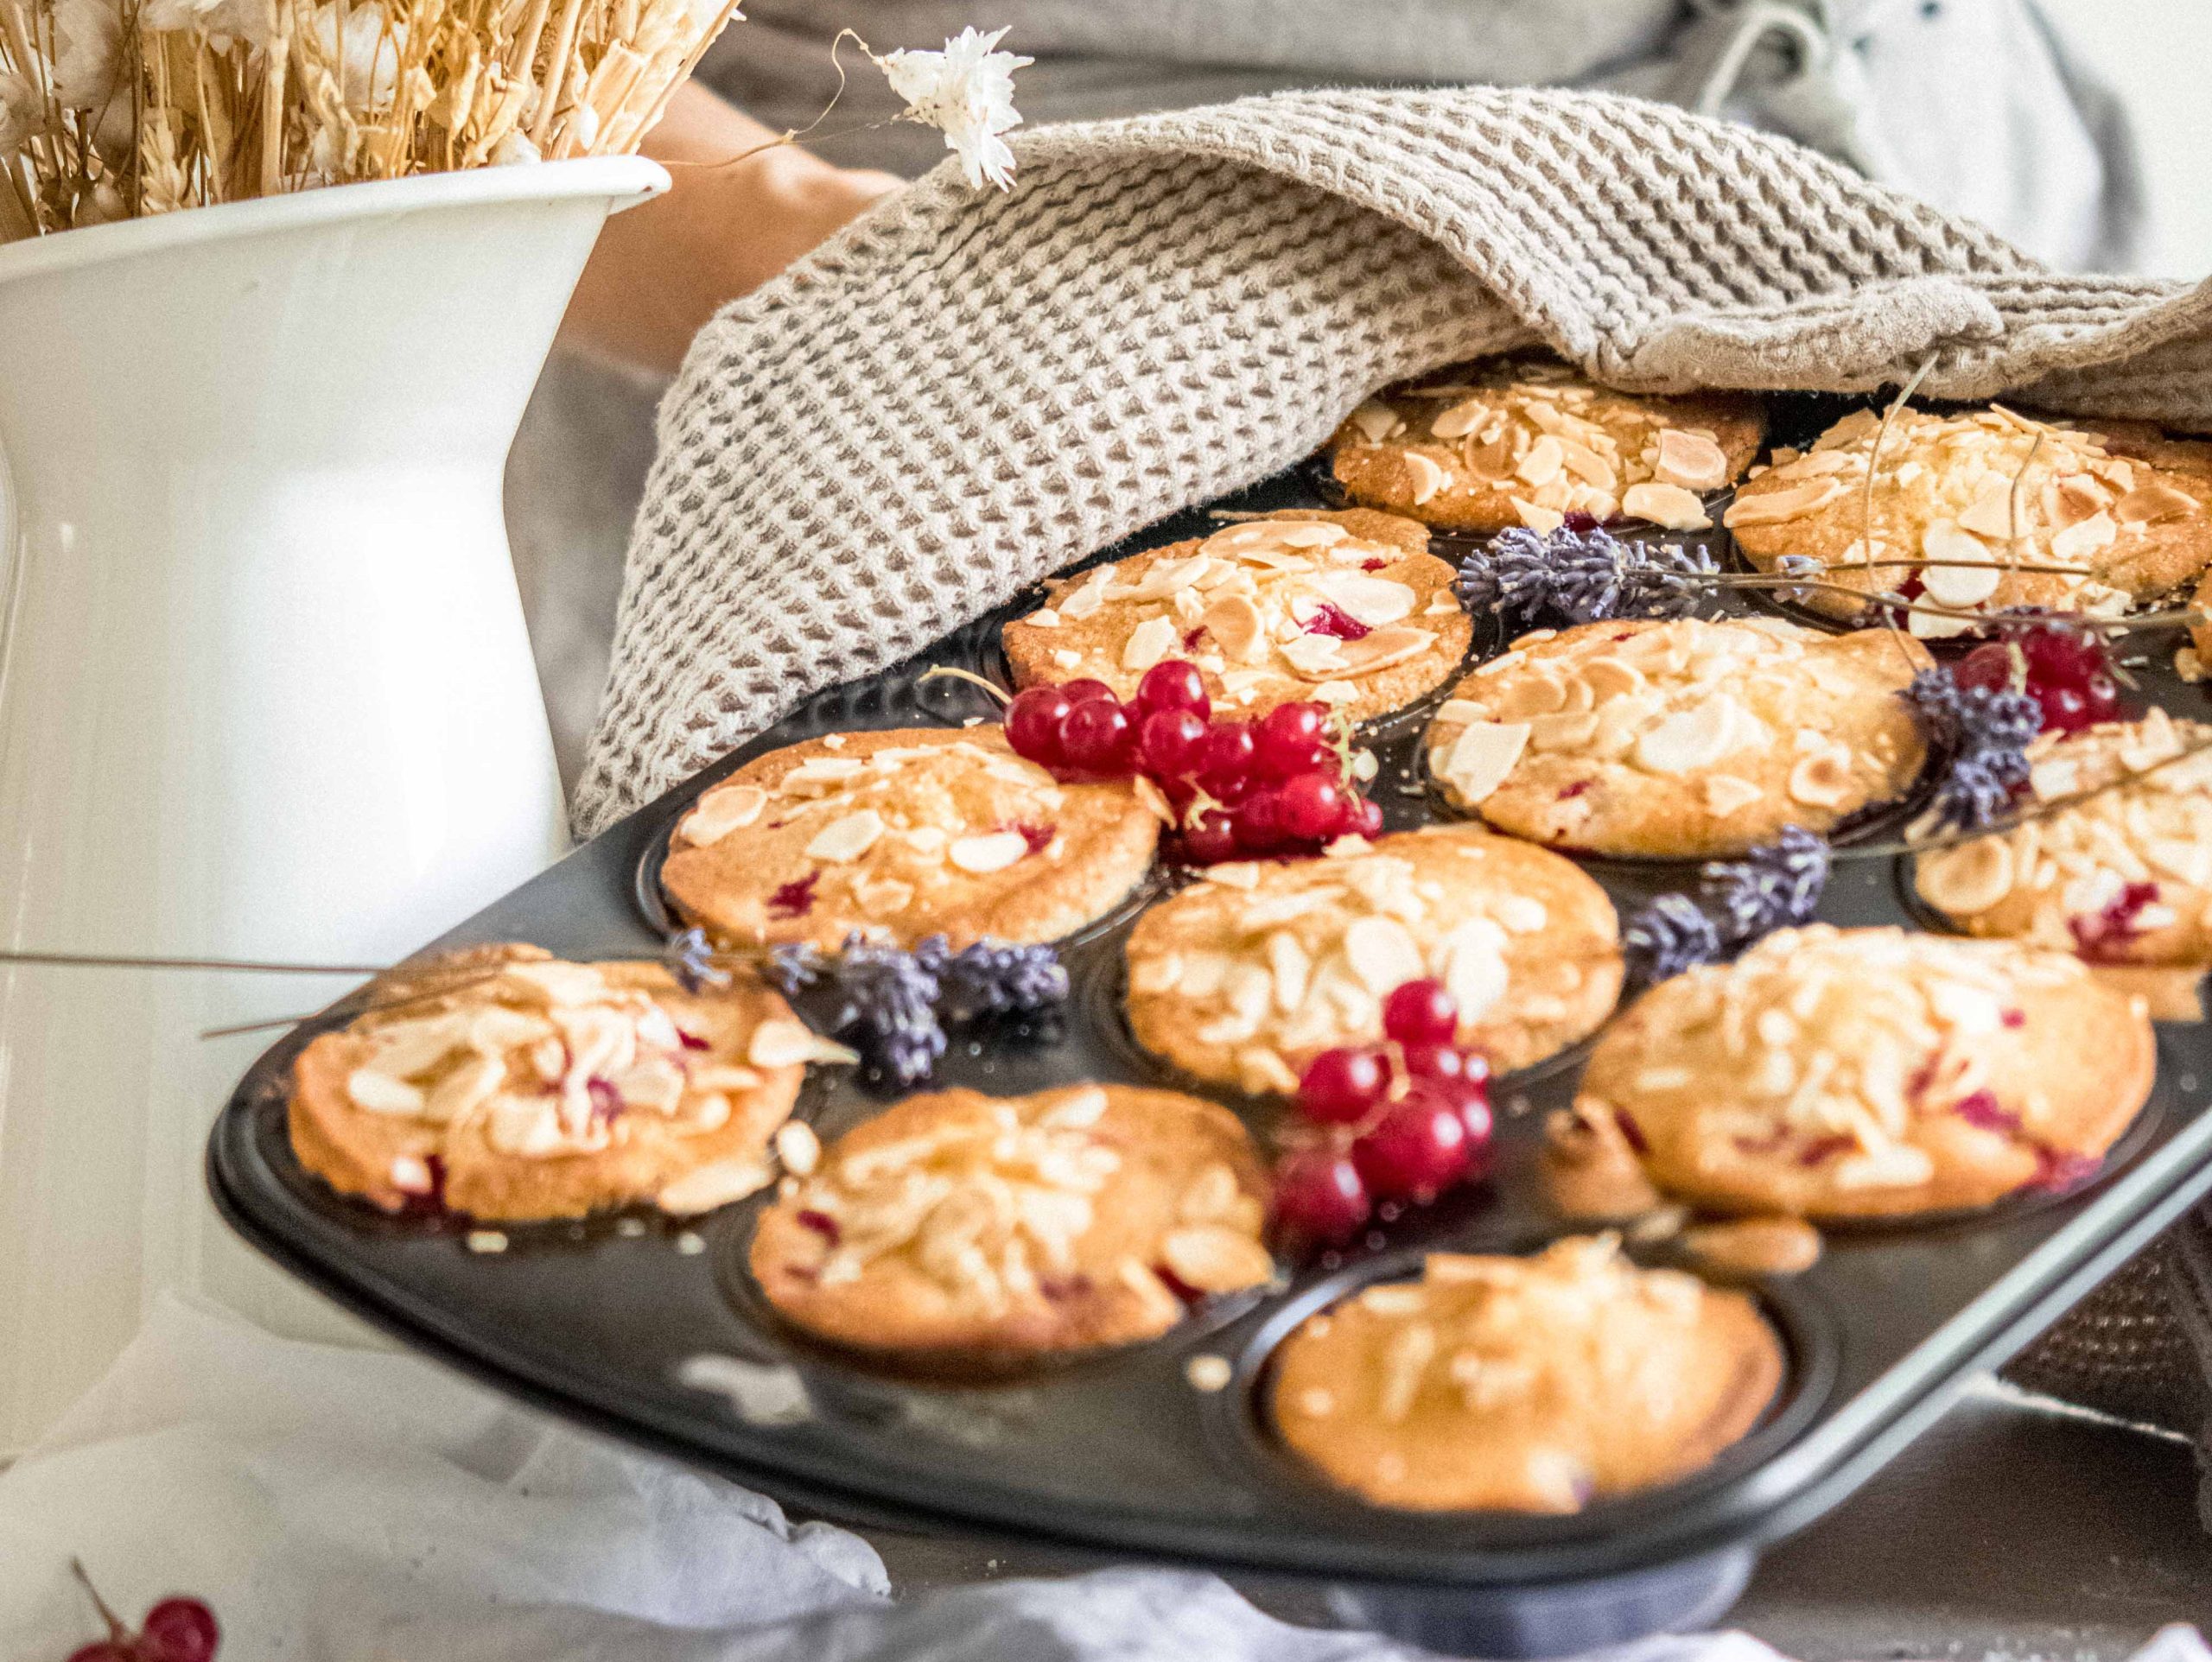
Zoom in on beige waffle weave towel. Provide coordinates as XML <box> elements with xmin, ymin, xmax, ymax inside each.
<box><xmin>576</xmin><ymin>86</ymin><xmax>2212</xmax><ymax>835</ymax></box>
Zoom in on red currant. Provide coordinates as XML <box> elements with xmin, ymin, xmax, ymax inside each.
<box><xmin>1297</xmin><ymin>1046</ymin><xmax>1390</xmax><ymax>1124</ymax></box>
<box><xmin>1135</xmin><ymin>659</ymin><xmax>1211</xmax><ymax>722</ymax></box>
<box><xmin>1005</xmin><ymin>687</ymin><xmax>1073</xmax><ymax>763</ymax></box>
<box><xmin>1397</xmin><ymin>1041</ymin><xmax>1464</xmax><ymax>1082</ymax></box>
<box><xmin>1177</xmin><ymin>809</ymin><xmax>1238</xmax><ymax>865</ymax></box>
<box><xmin>141</xmin><ymin>1598</ymin><xmax>220</xmax><ymax>1662</ymax></box>
<box><xmin>1349</xmin><ymin>796</ymin><xmax>1384</xmax><ymax>839</ymax></box>
<box><xmin>1382</xmin><ymin>978</ymin><xmax>1459</xmax><ymax>1044</ymax></box>
<box><xmin>1059</xmin><ymin>678</ymin><xmax>1118</xmax><ymax>706</ymax></box>
<box><xmin>1197</xmin><ymin>721</ymin><xmax>1257</xmax><ymax>798</ymax></box>
<box><xmin>1271</xmin><ymin>1147</ymin><xmax>1371</xmax><ymax>1243</ymax></box>
<box><xmin>1255</xmin><ymin>701</ymin><xmax>1330</xmax><ymax>778</ymax></box>
<box><xmin>2019</xmin><ymin>626</ymin><xmax>2104</xmax><ymax>690</ymax></box>
<box><xmin>1232</xmin><ymin>789</ymin><xmax>1284</xmax><ymax>852</ymax></box>
<box><xmin>1060</xmin><ymin>698</ymin><xmax>1134</xmax><ymax>773</ymax></box>
<box><xmin>1351</xmin><ymin>1092</ymin><xmax>1472</xmax><ymax>1201</ymax></box>
<box><xmin>1274</xmin><ymin>771</ymin><xmax>1344</xmax><ymax>842</ymax></box>
<box><xmin>1441</xmin><ymin>1070</ymin><xmax>1494</xmax><ymax>1151</ymax></box>
<box><xmin>1138</xmin><ymin>707</ymin><xmax>1208</xmax><ymax>777</ymax></box>
<box><xmin>1953</xmin><ymin>642</ymin><xmax>2014</xmax><ymax>695</ymax></box>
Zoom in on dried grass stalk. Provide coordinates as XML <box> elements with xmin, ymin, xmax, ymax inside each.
<box><xmin>0</xmin><ymin>0</ymin><xmax>738</xmax><ymax>239</ymax></box>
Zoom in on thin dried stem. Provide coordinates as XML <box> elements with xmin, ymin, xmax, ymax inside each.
<box><xmin>1862</xmin><ymin>353</ymin><xmax>1940</xmax><ymax>668</ymax></box>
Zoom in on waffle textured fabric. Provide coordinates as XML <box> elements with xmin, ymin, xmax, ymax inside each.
<box><xmin>579</xmin><ymin>86</ymin><xmax>2212</xmax><ymax>833</ymax></box>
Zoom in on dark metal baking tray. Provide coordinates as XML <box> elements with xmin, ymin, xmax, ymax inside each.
<box><xmin>208</xmin><ymin>422</ymin><xmax>2212</xmax><ymax>1655</ymax></box>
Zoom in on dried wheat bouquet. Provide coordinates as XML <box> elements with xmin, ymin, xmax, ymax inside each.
<box><xmin>0</xmin><ymin>0</ymin><xmax>738</xmax><ymax>238</ymax></box>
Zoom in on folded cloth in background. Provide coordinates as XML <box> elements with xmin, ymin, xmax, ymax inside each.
<box><xmin>3</xmin><ymin>1297</ymin><xmax>2207</xmax><ymax>1662</ymax></box>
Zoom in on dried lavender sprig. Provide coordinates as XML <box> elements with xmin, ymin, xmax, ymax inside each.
<box><xmin>919</xmin><ymin>936</ymin><xmax>1071</xmax><ymax>1023</ymax></box>
<box><xmin>1620</xmin><ymin>826</ymin><xmax>1833</xmax><ymax>983</ymax></box>
<box><xmin>1700</xmin><ymin>825</ymin><xmax>1831</xmax><ymax>941</ymax></box>
<box><xmin>825</xmin><ymin>936</ymin><xmax>948</xmax><ymax>1084</ymax></box>
<box><xmin>766</xmin><ymin>942</ymin><xmax>829</xmax><ymax>995</ymax></box>
<box><xmin>664</xmin><ymin>926</ymin><xmax>734</xmax><ymax>993</ymax></box>
<box><xmin>1454</xmin><ymin>526</ymin><xmax>1719</xmax><ymax>630</ymax></box>
<box><xmin>1903</xmin><ymin>669</ymin><xmax>2042</xmax><ymax>833</ymax></box>
<box><xmin>1622</xmin><ymin>892</ymin><xmax>1725</xmax><ymax>982</ymax></box>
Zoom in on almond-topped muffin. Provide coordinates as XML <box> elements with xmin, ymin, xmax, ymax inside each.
<box><xmin>750</xmin><ymin>1084</ymin><xmax>1273</xmax><ymax>1359</ymax></box>
<box><xmin>289</xmin><ymin>946</ymin><xmax>823</xmax><ymax>1221</ymax></box>
<box><xmin>1270</xmin><ymin>1236</ymin><xmax>1782</xmax><ymax>1513</ymax></box>
<box><xmin>1575</xmin><ymin>925</ymin><xmax>2156</xmax><ymax>1218</ymax></box>
<box><xmin>661</xmin><ymin>727</ymin><xmax>1161</xmax><ymax>951</ymax></box>
<box><xmin>1328</xmin><ymin>356</ymin><xmax>1764</xmax><ymax>535</ymax></box>
<box><xmin>1003</xmin><ymin>509</ymin><xmax>1471</xmax><ymax>723</ymax></box>
<box><xmin>1727</xmin><ymin>404</ymin><xmax>2212</xmax><ymax>636</ymax></box>
<box><xmin>1426</xmin><ymin>617</ymin><xmax>1929</xmax><ymax>857</ymax></box>
<box><xmin>1124</xmin><ymin>825</ymin><xmax>1623</xmax><ymax>1094</ymax></box>
<box><xmin>1916</xmin><ymin>708</ymin><xmax>2212</xmax><ymax>966</ymax></box>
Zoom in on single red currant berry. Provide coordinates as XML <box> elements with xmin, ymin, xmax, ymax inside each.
<box><xmin>1139</xmin><ymin>707</ymin><xmax>1209</xmax><ymax>778</ymax></box>
<box><xmin>1178</xmin><ymin>809</ymin><xmax>1239</xmax><ymax>865</ymax></box>
<box><xmin>141</xmin><ymin>1598</ymin><xmax>221</xmax><ymax>1662</ymax></box>
<box><xmin>1351</xmin><ymin>1093</ymin><xmax>1472</xmax><ymax>1202</ymax></box>
<box><xmin>1274</xmin><ymin>771</ymin><xmax>1344</xmax><ymax>841</ymax></box>
<box><xmin>1135</xmin><ymin>659</ymin><xmax>1211</xmax><ymax>722</ymax></box>
<box><xmin>1397</xmin><ymin>1041</ymin><xmax>1465</xmax><ymax>1082</ymax></box>
<box><xmin>2082</xmin><ymin>672</ymin><xmax>2122</xmax><ymax>721</ymax></box>
<box><xmin>2036</xmin><ymin>682</ymin><xmax>2090</xmax><ymax>733</ymax></box>
<box><xmin>1255</xmin><ymin>701</ymin><xmax>1330</xmax><ymax>778</ymax></box>
<box><xmin>1060</xmin><ymin>698</ymin><xmax>1135</xmax><ymax>773</ymax></box>
<box><xmin>1446</xmin><ymin>1075</ymin><xmax>1495</xmax><ymax>1151</ymax></box>
<box><xmin>1271</xmin><ymin>1147</ymin><xmax>1371</xmax><ymax>1244</ymax></box>
<box><xmin>1198</xmin><ymin>721</ymin><xmax>1258</xmax><ymax>797</ymax></box>
<box><xmin>1298</xmin><ymin>1046</ymin><xmax>1390</xmax><ymax>1124</ymax></box>
<box><xmin>1382</xmin><ymin>978</ymin><xmax>1459</xmax><ymax>1045</ymax></box>
<box><xmin>1059</xmin><ymin>677</ymin><xmax>1118</xmax><ymax>706</ymax></box>
<box><xmin>1232</xmin><ymin>789</ymin><xmax>1285</xmax><ymax>852</ymax></box>
<box><xmin>1005</xmin><ymin>687</ymin><xmax>1074</xmax><ymax>763</ymax></box>
<box><xmin>1953</xmin><ymin>642</ymin><xmax>2013</xmax><ymax>695</ymax></box>
<box><xmin>1350</xmin><ymin>796</ymin><xmax>1384</xmax><ymax>839</ymax></box>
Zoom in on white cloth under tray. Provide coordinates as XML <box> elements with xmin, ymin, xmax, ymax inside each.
<box><xmin>3</xmin><ymin>1297</ymin><xmax>2209</xmax><ymax>1662</ymax></box>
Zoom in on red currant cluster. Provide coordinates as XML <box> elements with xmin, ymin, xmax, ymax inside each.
<box><xmin>1004</xmin><ymin>661</ymin><xmax>1382</xmax><ymax>864</ymax></box>
<box><xmin>63</xmin><ymin>1564</ymin><xmax>217</xmax><ymax>1662</ymax></box>
<box><xmin>1954</xmin><ymin>625</ymin><xmax>2123</xmax><ymax>735</ymax></box>
<box><xmin>1269</xmin><ymin>980</ymin><xmax>1495</xmax><ymax>1248</ymax></box>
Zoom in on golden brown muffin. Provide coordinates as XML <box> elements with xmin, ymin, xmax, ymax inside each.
<box><xmin>1124</xmin><ymin>825</ymin><xmax>1623</xmax><ymax>1094</ymax></box>
<box><xmin>1270</xmin><ymin>1236</ymin><xmax>1782</xmax><ymax>1513</ymax></box>
<box><xmin>1727</xmin><ymin>405</ymin><xmax>2212</xmax><ymax>636</ymax></box>
<box><xmin>1574</xmin><ymin>925</ymin><xmax>2156</xmax><ymax>1219</ymax></box>
<box><xmin>1426</xmin><ymin>617</ymin><xmax>1929</xmax><ymax>857</ymax></box>
<box><xmin>661</xmin><ymin>727</ymin><xmax>1162</xmax><ymax>951</ymax></box>
<box><xmin>1328</xmin><ymin>356</ymin><xmax>1764</xmax><ymax>534</ymax></box>
<box><xmin>1004</xmin><ymin>510</ymin><xmax>1471</xmax><ymax>724</ymax></box>
<box><xmin>750</xmin><ymin>1084</ymin><xmax>1272</xmax><ymax>1359</ymax></box>
<box><xmin>289</xmin><ymin>947</ymin><xmax>818</xmax><ymax>1221</ymax></box>
<box><xmin>1915</xmin><ymin>708</ymin><xmax>2212</xmax><ymax>964</ymax></box>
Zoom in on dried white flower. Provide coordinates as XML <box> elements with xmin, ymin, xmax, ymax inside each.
<box><xmin>874</xmin><ymin>25</ymin><xmax>1031</xmax><ymax>192</ymax></box>
<box><xmin>0</xmin><ymin>69</ymin><xmax>41</xmax><ymax>154</ymax></box>
<box><xmin>48</xmin><ymin>0</ymin><xmax>124</xmax><ymax>112</ymax></box>
<box><xmin>308</xmin><ymin>0</ymin><xmax>406</xmax><ymax>113</ymax></box>
<box><xmin>491</xmin><ymin>130</ymin><xmax>542</xmax><ymax>166</ymax></box>
<box><xmin>141</xmin><ymin>0</ymin><xmax>227</xmax><ymax>32</ymax></box>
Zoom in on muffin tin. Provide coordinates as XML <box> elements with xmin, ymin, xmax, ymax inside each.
<box><xmin>208</xmin><ymin>401</ymin><xmax>2212</xmax><ymax>1657</ymax></box>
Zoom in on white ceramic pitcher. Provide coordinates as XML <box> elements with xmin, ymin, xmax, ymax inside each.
<box><xmin>0</xmin><ymin>155</ymin><xmax>666</xmax><ymax>1449</ymax></box>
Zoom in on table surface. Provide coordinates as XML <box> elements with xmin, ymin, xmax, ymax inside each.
<box><xmin>817</xmin><ymin>1380</ymin><xmax>2212</xmax><ymax>1659</ymax></box>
